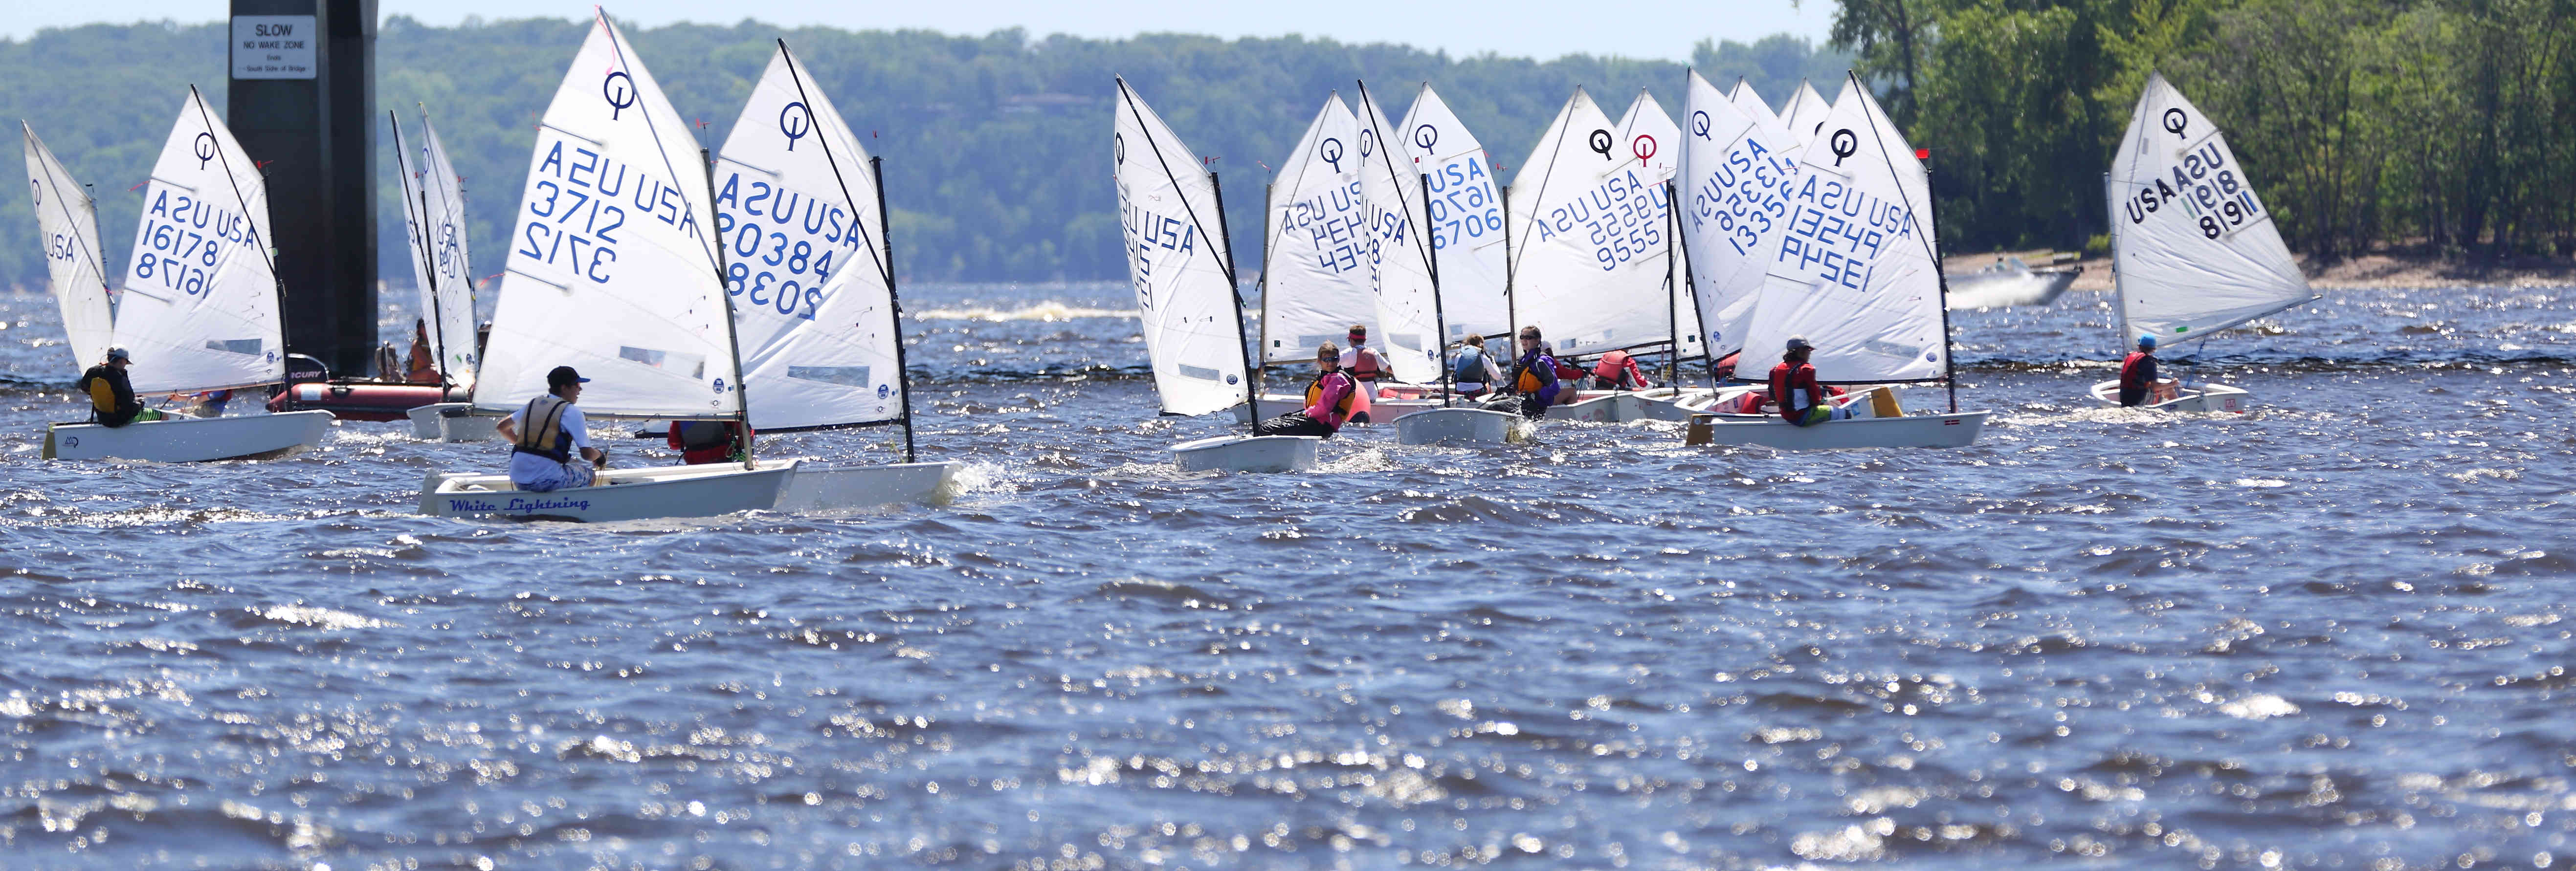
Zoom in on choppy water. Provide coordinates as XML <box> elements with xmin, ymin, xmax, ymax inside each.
<box><xmin>1</xmin><ymin>282</ymin><xmax>2573</xmax><ymax>871</ymax></box>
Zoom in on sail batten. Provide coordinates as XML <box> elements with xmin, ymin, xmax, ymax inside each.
<box><xmin>712</xmin><ymin>41</ymin><xmax>907</xmax><ymax>431</ymax></box>
<box><xmin>2109</xmin><ymin>72</ymin><xmax>2315</xmax><ymax>345</ymax></box>
<box><xmin>471</xmin><ymin>12</ymin><xmax>742</xmax><ymax>419</ymax></box>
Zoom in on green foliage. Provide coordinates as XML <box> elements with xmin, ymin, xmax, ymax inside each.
<box><xmin>1833</xmin><ymin>0</ymin><xmax>2576</xmax><ymax>259</ymax></box>
<box><xmin>2</xmin><ymin>19</ymin><xmax>1851</xmax><ymax>292</ymax></box>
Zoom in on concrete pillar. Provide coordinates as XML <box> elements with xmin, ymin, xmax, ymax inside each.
<box><xmin>227</xmin><ymin>0</ymin><xmax>376</xmax><ymax>377</ymax></box>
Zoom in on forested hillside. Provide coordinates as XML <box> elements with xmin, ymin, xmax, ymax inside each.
<box><xmin>8</xmin><ymin>1</ymin><xmax>2563</xmax><ymax>297</ymax></box>
<box><xmin>0</xmin><ymin>20</ymin><xmax>1846</xmax><ymax>290</ymax></box>
<box><xmin>1841</xmin><ymin>0</ymin><xmax>2573</xmax><ymax>258</ymax></box>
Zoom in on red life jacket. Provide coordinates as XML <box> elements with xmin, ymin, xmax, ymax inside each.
<box><xmin>1346</xmin><ymin>347</ymin><xmax>1387</xmax><ymax>382</ymax></box>
<box><xmin>1767</xmin><ymin>361</ymin><xmax>1823</xmax><ymax>424</ymax></box>
<box><xmin>2119</xmin><ymin>351</ymin><xmax>2154</xmax><ymax>391</ymax></box>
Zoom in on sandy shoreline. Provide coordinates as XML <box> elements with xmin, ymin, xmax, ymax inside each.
<box><xmin>1944</xmin><ymin>249</ymin><xmax>2575</xmax><ymax>291</ymax></box>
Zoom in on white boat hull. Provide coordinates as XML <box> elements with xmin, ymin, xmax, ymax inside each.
<box><xmin>1396</xmin><ymin>408</ymin><xmax>1525</xmax><ymax>445</ymax></box>
<box><xmin>773</xmin><ymin>460</ymin><xmax>961</xmax><ymax>511</ymax></box>
<box><xmin>1547</xmin><ymin>387</ymin><xmax>1704</xmax><ymax>422</ymax></box>
<box><xmin>2088</xmin><ymin>379</ymin><xmax>2250</xmax><ymax>413</ymax></box>
<box><xmin>44</xmin><ymin>410</ymin><xmax>333</xmax><ymax>462</ymax></box>
<box><xmin>1170</xmin><ymin>435</ymin><xmax>1319</xmax><ymax>473</ymax></box>
<box><xmin>406</xmin><ymin>402</ymin><xmax>500</xmax><ymax>442</ymax></box>
<box><xmin>1945</xmin><ymin>265</ymin><xmax>2081</xmax><ymax>309</ymax></box>
<box><xmin>1687</xmin><ymin>411</ymin><xmax>1990</xmax><ymax>449</ymax></box>
<box><xmin>420</xmin><ymin>459</ymin><xmax>799</xmax><ymax>522</ymax></box>
<box><xmin>1231</xmin><ymin>392</ymin><xmax>1441</xmax><ymax>424</ymax></box>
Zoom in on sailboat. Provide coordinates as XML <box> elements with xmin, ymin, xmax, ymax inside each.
<box><xmin>1349</xmin><ymin>80</ymin><xmax>1520</xmax><ymax>446</ymax></box>
<box><xmin>421</xmin><ymin>14</ymin><xmax>948</xmax><ymax>520</ymax></box>
<box><xmin>1674</xmin><ymin>71</ymin><xmax>1804</xmax><ymax>413</ymax></box>
<box><xmin>1502</xmin><ymin>87</ymin><xmax>1695</xmax><ymax>423</ymax></box>
<box><xmin>2092</xmin><ymin>72</ymin><xmax>2315</xmax><ymax>413</ymax></box>
<box><xmin>23</xmin><ymin>123</ymin><xmax>112</xmax><ymax>389</ymax></box>
<box><xmin>390</xmin><ymin>107</ymin><xmax>494</xmax><ymax>440</ymax></box>
<box><xmin>1686</xmin><ymin>73</ymin><xmax>1986</xmax><ymax>449</ymax></box>
<box><xmin>1112</xmin><ymin>77</ymin><xmax>1313</xmax><ymax>473</ymax></box>
<box><xmin>707</xmin><ymin>39</ymin><xmax>957</xmax><ymax>507</ymax></box>
<box><xmin>37</xmin><ymin>91</ymin><xmax>333</xmax><ymax>462</ymax></box>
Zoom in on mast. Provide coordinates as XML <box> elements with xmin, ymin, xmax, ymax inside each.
<box><xmin>391</xmin><ymin>111</ymin><xmax>451</xmax><ymax>388</ymax></box>
<box><xmin>699</xmin><ymin>146</ymin><xmax>755</xmax><ymax>467</ymax></box>
<box><xmin>1923</xmin><ymin>157</ymin><xmax>1959</xmax><ymax>413</ymax></box>
<box><xmin>1256</xmin><ymin>181</ymin><xmax>1272</xmax><ymax>394</ymax></box>
<box><xmin>872</xmin><ymin>155</ymin><xmax>919</xmax><ymax>462</ymax></box>
<box><xmin>1660</xmin><ymin>179</ymin><xmax>1680</xmax><ymax>388</ymax></box>
<box><xmin>1208</xmin><ymin>170</ymin><xmax>1258</xmax><ymax>427</ymax></box>
<box><xmin>1421</xmin><ymin>172</ymin><xmax>1450</xmax><ymax>407</ymax></box>
<box><xmin>1500</xmin><ymin>183</ymin><xmax>1517</xmax><ymax>351</ymax></box>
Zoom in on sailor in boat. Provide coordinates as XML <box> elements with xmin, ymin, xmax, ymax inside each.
<box><xmin>1448</xmin><ymin>333</ymin><xmax>1503</xmax><ymax>399</ymax></box>
<box><xmin>1589</xmin><ymin>349</ymin><xmax>1652</xmax><ymax>391</ymax></box>
<box><xmin>1770</xmin><ymin>336</ymin><xmax>1848</xmax><ymax>426</ymax></box>
<box><xmin>405</xmin><ymin>319</ymin><xmax>442</xmax><ymax>385</ymax></box>
<box><xmin>667</xmin><ymin>420</ymin><xmax>753</xmax><ymax>465</ymax></box>
<box><xmin>75</xmin><ymin>348</ymin><xmax>165</xmax><ymax>427</ymax></box>
<box><xmin>493</xmin><ymin>366</ymin><xmax>605</xmax><ymax>492</ymax></box>
<box><xmin>2117</xmin><ymin>335</ymin><xmax>2166</xmax><ymax>407</ymax></box>
<box><xmin>1253</xmin><ymin>343</ymin><xmax>1359</xmax><ymax>438</ymax></box>
<box><xmin>1485</xmin><ymin>326</ymin><xmax>1562</xmax><ymax>419</ymax></box>
<box><xmin>1338</xmin><ymin>325</ymin><xmax>1388</xmax><ymax>423</ymax></box>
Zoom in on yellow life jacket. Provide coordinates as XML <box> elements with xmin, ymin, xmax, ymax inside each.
<box><xmin>87</xmin><ymin>376</ymin><xmax>117</xmax><ymax>414</ymax></box>
<box><xmin>1516</xmin><ymin>368</ymin><xmax>1544</xmax><ymax>393</ymax></box>
<box><xmin>513</xmin><ymin>394</ymin><xmax>575</xmax><ymax>462</ymax></box>
<box><xmin>1304</xmin><ymin>372</ymin><xmax>1356</xmax><ymax>417</ymax></box>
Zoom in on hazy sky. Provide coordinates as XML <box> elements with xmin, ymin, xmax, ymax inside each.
<box><xmin>6</xmin><ymin>0</ymin><xmax>1838</xmax><ymax>62</ymax></box>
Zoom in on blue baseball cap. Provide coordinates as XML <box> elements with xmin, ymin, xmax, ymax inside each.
<box><xmin>546</xmin><ymin>366</ymin><xmax>592</xmax><ymax>388</ymax></box>
<box><xmin>2136</xmin><ymin>335</ymin><xmax>2157</xmax><ymax>348</ymax></box>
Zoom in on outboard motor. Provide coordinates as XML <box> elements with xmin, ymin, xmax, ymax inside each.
<box><xmin>277</xmin><ymin>354</ymin><xmax>331</xmax><ymax>395</ymax></box>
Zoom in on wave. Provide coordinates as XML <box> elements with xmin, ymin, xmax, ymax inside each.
<box><xmin>912</xmin><ymin>301</ymin><xmax>1136</xmax><ymax>322</ymax></box>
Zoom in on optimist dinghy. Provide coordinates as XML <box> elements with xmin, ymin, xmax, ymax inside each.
<box><xmin>2092</xmin><ymin>72</ymin><xmax>2317</xmax><ymax>412</ymax></box>
<box><xmin>1688</xmin><ymin>73</ymin><xmax>1989</xmax><ymax>450</ymax></box>
<box><xmin>29</xmin><ymin>97</ymin><xmax>333</xmax><ymax>463</ymax></box>
<box><xmin>390</xmin><ymin>107</ymin><xmax>491</xmax><ymax>438</ymax></box>
<box><xmin>1114</xmin><ymin>78</ymin><xmax>1317</xmax><ymax>472</ymax></box>
<box><xmin>422</xmin><ymin>19</ymin><xmax>954</xmax><ymax>521</ymax></box>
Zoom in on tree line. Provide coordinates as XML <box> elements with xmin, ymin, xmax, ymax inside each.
<box><xmin>1835</xmin><ymin>0</ymin><xmax>2575</xmax><ymax>259</ymax></box>
<box><xmin>0</xmin><ymin>19</ymin><xmax>1848</xmax><ymax>293</ymax></box>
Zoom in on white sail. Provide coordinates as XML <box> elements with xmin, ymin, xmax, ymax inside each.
<box><xmin>391</xmin><ymin>110</ymin><xmax>479</xmax><ymax>390</ymax></box>
<box><xmin>22</xmin><ymin>123</ymin><xmax>113</xmax><ymax>371</ymax></box>
<box><xmin>1113</xmin><ymin>77</ymin><xmax>1250</xmax><ymax>417</ymax></box>
<box><xmin>1739</xmin><ymin>77</ymin><xmax>1949</xmax><ymax>383</ymax></box>
<box><xmin>1505</xmin><ymin>88</ymin><xmax>1684</xmax><ymax>359</ymax></box>
<box><xmin>1779</xmin><ymin>79</ymin><xmax>1835</xmax><ymax>145</ymax></box>
<box><xmin>1679</xmin><ymin>71</ymin><xmax>1804</xmax><ymax>360</ymax></box>
<box><xmin>2110</xmin><ymin>72</ymin><xmax>2313</xmax><ymax>344</ymax></box>
<box><xmin>109</xmin><ymin>87</ymin><xmax>284</xmax><ymax>394</ymax></box>
<box><xmin>1354</xmin><ymin>81</ymin><xmax>1443</xmax><ymax>384</ymax></box>
<box><xmin>417</xmin><ymin>111</ymin><xmax>479</xmax><ymax>390</ymax></box>
<box><xmin>713</xmin><ymin>41</ymin><xmax>906</xmax><ymax>431</ymax></box>
<box><xmin>1398</xmin><ymin>83</ymin><xmax>1509</xmax><ymax>340</ymax></box>
<box><xmin>472</xmin><ymin>13</ymin><xmax>742</xmax><ymax>420</ymax></box>
<box><xmin>1613</xmin><ymin>88</ymin><xmax>1704</xmax><ymax>364</ymax></box>
<box><xmin>1259</xmin><ymin>96</ymin><xmax>1371</xmax><ymax>364</ymax></box>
